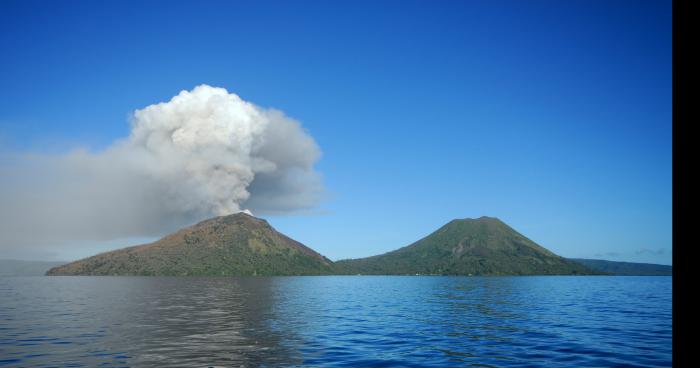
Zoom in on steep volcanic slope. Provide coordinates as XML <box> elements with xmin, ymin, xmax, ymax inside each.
<box><xmin>47</xmin><ymin>213</ymin><xmax>332</xmax><ymax>276</ymax></box>
<box><xmin>334</xmin><ymin>217</ymin><xmax>597</xmax><ymax>275</ymax></box>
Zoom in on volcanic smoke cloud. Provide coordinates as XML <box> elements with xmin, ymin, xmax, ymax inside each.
<box><xmin>0</xmin><ymin>85</ymin><xmax>323</xmax><ymax>254</ymax></box>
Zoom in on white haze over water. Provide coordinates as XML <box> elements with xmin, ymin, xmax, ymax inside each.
<box><xmin>0</xmin><ymin>85</ymin><xmax>323</xmax><ymax>259</ymax></box>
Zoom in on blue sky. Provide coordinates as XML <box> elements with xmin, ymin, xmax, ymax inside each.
<box><xmin>0</xmin><ymin>0</ymin><xmax>672</xmax><ymax>264</ymax></box>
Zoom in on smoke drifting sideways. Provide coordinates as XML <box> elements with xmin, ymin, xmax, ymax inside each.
<box><xmin>0</xmin><ymin>85</ymin><xmax>323</xmax><ymax>258</ymax></box>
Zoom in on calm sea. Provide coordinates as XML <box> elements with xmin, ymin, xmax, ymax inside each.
<box><xmin>0</xmin><ymin>276</ymin><xmax>671</xmax><ymax>367</ymax></box>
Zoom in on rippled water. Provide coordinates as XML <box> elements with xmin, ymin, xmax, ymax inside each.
<box><xmin>0</xmin><ymin>276</ymin><xmax>671</xmax><ymax>367</ymax></box>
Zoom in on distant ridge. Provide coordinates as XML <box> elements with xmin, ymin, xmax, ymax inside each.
<box><xmin>47</xmin><ymin>213</ymin><xmax>333</xmax><ymax>276</ymax></box>
<box><xmin>0</xmin><ymin>259</ymin><xmax>66</xmax><ymax>276</ymax></box>
<box><xmin>569</xmin><ymin>258</ymin><xmax>672</xmax><ymax>276</ymax></box>
<box><xmin>334</xmin><ymin>217</ymin><xmax>598</xmax><ymax>275</ymax></box>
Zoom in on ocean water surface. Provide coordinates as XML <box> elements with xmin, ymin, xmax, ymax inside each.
<box><xmin>0</xmin><ymin>276</ymin><xmax>671</xmax><ymax>367</ymax></box>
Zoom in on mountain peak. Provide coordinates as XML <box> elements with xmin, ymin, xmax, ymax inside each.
<box><xmin>47</xmin><ymin>212</ymin><xmax>331</xmax><ymax>276</ymax></box>
<box><xmin>212</xmin><ymin>211</ymin><xmax>260</xmax><ymax>221</ymax></box>
<box><xmin>335</xmin><ymin>216</ymin><xmax>596</xmax><ymax>276</ymax></box>
<box><xmin>193</xmin><ymin>211</ymin><xmax>269</xmax><ymax>228</ymax></box>
<box><xmin>452</xmin><ymin>216</ymin><xmax>502</xmax><ymax>223</ymax></box>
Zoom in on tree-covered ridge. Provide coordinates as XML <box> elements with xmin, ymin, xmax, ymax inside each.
<box><xmin>569</xmin><ymin>258</ymin><xmax>671</xmax><ymax>276</ymax></box>
<box><xmin>334</xmin><ymin>217</ymin><xmax>598</xmax><ymax>275</ymax></box>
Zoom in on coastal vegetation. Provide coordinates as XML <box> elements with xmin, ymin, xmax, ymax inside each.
<box><xmin>45</xmin><ymin>213</ymin><xmax>669</xmax><ymax>277</ymax></box>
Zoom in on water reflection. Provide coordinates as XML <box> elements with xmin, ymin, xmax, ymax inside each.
<box><xmin>0</xmin><ymin>277</ymin><xmax>298</xmax><ymax>367</ymax></box>
<box><xmin>0</xmin><ymin>276</ymin><xmax>672</xmax><ymax>367</ymax></box>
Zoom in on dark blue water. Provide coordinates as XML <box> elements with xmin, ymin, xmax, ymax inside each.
<box><xmin>0</xmin><ymin>276</ymin><xmax>671</xmax><ymax>367</ymax></box>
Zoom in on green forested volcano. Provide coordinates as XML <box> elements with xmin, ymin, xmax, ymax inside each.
<box><xmin>46</xmin><ymin>213</ymin><xmax>333</xmax><ymax>276</ymax></box>
<box><xmin>334</xmin><ymin>216</ymin><xmax>596</xmax><ymax>275</ymax></box>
